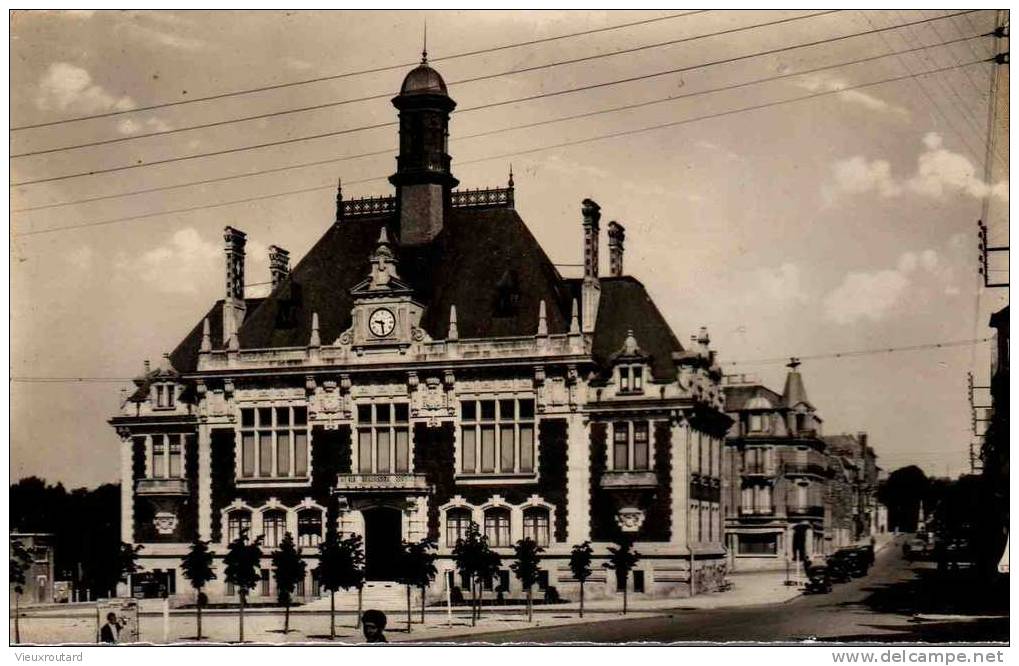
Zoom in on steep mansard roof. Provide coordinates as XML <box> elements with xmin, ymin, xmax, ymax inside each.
<box><xmin>723</xmin><ymin>384</ymin><xmax>784</xmax><ymax>413</ymax></box>
<box><xmin>166</xmin><ymin>206</ymin><xmax>685</xmax><ymax>380</ymax></box>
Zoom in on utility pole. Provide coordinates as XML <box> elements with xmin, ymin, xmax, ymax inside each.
<box><xmin>967</xmin><ymin>372</ymin><xmax>992</xmax><ymax>473</ymax></box>
<box><xmin>977</xmin><ymin>220</ymin><xmax>1009</xmax><ymax>289</ymax></box>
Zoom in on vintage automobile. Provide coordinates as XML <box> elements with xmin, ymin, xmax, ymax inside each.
<box><xmin>903</xmin><ymin>537</ymin><xmax>935</xmax><ymax>561</ymax></box>
<box><xmin>804</xmin><ymin>563</ymin><xmax>833</xmax><ymax>594</ymax></box>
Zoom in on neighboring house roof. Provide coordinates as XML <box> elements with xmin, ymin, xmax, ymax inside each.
<box><xmin>781</xmin><ymin>368</ymin><xmax>813</xmax><ymax>409</ymax></box>
<box><xmin>823</xmin><ymin>434</ymin><xmax>862</xmax><ymax>459</ymax></box>
<box><xmin>723</xmin><ymin>384</ymin><xmax>783</xmax><ymax>412</ymax></box>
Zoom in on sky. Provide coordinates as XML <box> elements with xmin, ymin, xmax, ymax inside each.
<box><xmin>9</xmin><ymin>9</ymin><xmax>1009</xmax><ymax>488</ymax></box>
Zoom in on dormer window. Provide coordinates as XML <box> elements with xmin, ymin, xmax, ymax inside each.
<box><xmin>618</xmin><ymin>365</ymin><xmax>644</xmax><ymax>394</ymax></box>
<box><xmin>154</xmin><ymin>383</ymin><xmax>176</xmax><ymax>410</ymax></box>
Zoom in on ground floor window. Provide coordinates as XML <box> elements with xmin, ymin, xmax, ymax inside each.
<box><xmin>297</xmin><ymin>509</ymin><xmax>323</xmax><ymax>548</ymax></box>
<box><xmin>260</xmin><ymin>569</ymin><xmax>270</xmax><ymax>596</ymax></box>
<box><xmin>737</xmin><ymin>533</ymin><xmax>778</xmax><ymax>555</ymax></box>
<box><xmin>446</xmin><ymin>507</ymin><xmax>472</xmax><ymax>547</ymax></box>
<box><xmin>633</xmin><ymin>570</ymin><xmax>645</xmax><ymax>593</ymax></box>
<box><xmin>262</xmin><ymin>509</ymin><xmax>286</xmax><ymax>548</ymax></box>
<box><xmin>522</xmin><ymin>507</ymin><xmax>550</xmax><ymax>547</ymax></box>
<box><xmin>484</xmin><ymin>508</ymin><xmax>511</xmax><ymax>547</ymax></box>
<box><xmin>227</xmin><ymin>510</ymin><xmax>251</xmax><ymax>543</ymax></box>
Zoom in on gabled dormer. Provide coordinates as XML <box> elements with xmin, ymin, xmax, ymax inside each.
<box><xmin>337</xmin><ymin>227</ymin><xmax>429</xmax><ymax>354</ymax></box>
<box><xmin>609</xmin><ymin>329</ymin><xmax>651</xmax><ymax>396</ymax></box>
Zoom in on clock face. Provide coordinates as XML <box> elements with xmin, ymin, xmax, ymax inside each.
<box><xmin>368</xmin><ymin>308</ymin><xmax>396</xmax><ymax>337</ymax></box>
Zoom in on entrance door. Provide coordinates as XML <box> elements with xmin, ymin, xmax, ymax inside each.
<box><xmin>363</xmin><ymin>507</ymin><xmax>403</xmax><ymax>581</ymax></box>
<box><xmin>792</xmin><ymin>524</ymin><xmax>809</xmax><ymax>562</ymax></box>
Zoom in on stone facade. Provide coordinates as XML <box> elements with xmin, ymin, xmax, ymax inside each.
<box><xmin>109</xmin><ymin>57</ymin><xmax>731</xmax><ymax>603</ymax></box>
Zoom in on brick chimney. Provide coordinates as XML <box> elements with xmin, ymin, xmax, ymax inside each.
<box><xmin>581</xmin><ymin>199</ymin><xmax>601</xmax><ymax>333</ymax></box>
<box><xmin>607</xmin><ymin>221</ymin><xmax>625</xmax><ymax>277</ymax></box>
<box><xmin>268</xmin><ymin>245</ymin><xmax>290</xmax><ymax>289</ymax></box>
<box><xmin>223</xmin><ymin>226</ymin><xmax>247</xmax><ymax>346</ymax></box>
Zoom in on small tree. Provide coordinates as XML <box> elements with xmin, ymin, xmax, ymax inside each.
<box><xmin>604</xmin><ymin>539</ymin><xmax>640</xmax><ymax>615</ymax></box>
<box><xmin>271</xmin><ymin>533</ymin><xmax>307</xmax><ymax>634</ymax></box>
<box><xmin>396</xmin><ymin>538</ymin><xmax>438</xmax><ymax>632</ymax></box>
<box><xmin>313</xmin><ymin>533</ymin><xmax>364</xmax><ymax>639</ymax></box>
<box><xmin>117</xmin><ymin>542</ymin><xmax>144</xmax><ymax>596</ymax></box>
<box><xmin>452</xmin><ymin>522</ymin><xmax>500</xmax><ymax>626</ymax></box>
<box><xmin>180</xmin><ymin>539</ymin><xmax>216</xmax><ymax>640</ymax></box>
<box><xmin>10</xmin><ymin>538</ymin><xmax>33</xmax><ymax>644</ymax></box>
<box><xmin>568</xmin><ymin>541</ymin><xmax>593</xmax><ymax>618</ymax></box>
<box><xmin>223</xmin><ymin>532</ymin><xmax>262</xmax><ymax>643</ymax></box>
<box><xmin>510</xmin><ymin>537</ymin><xmax>543</xmax><ymax>622</ymax></box>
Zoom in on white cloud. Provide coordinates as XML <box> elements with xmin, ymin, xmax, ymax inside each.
<box><xmin>117</xmin><ymin>116</ymin><xmax>173</xmax><ymax>135</ymax></box>
<box><xmin>827</xmin><ymin>133</ymin><xmax>1008</xmax><ymax>203</ymax></box>
<box><xmin>832</xmin><ymin>156</ymin><xmax>901</xmax><ymax>197</ymax></box>
<box><xmin>757</xmin><ymin>262</ymin><xmax>808</xmax><ymax>303</ymax></box>
<box><xmin>114</xmin><ymin>227</ymin><xmax>219</xmax><ymax>294</ymax></box>
<box><xmin>823</xmin><ymin>249</ymin><xmax>948</xmax><ymax>324</ymax></box>
<box><xmin>34</xmin><ymin>62</ymin><xmax>135</xmax><ymax>114</ymax></box>
<box><xmin>118</xmin><ymin>19</ymin><xmax>207</xmax><ymax>51</ymax></box>
<box><xmin>795</xmin><ymin>75</ymin><xmax>909</xmax><ymax>118</ymax></box>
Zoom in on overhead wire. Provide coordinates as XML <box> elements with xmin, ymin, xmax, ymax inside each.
<box><xmin>12</xmin><ymin>57</ymin><xmax>987</xmax><ymax>238</ymax></box>
<box><xmin>9</xmin><ymin>9</ymin><xmax>981</xmax><ymax>187</ymax></box>
<box><xmin>8</xmin><ymin>10</ymin><xmax>708</xmax><ymax>131</ymax></box>
<box><xmin>12</xmin><ymin>31</ymin><xmax>988</xmax><ymax>215</ymax></box>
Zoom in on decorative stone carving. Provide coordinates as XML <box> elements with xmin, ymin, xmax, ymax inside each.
<box><xmin>154</xmin><ymin>511</ymin><xmax>179</xmax><ymax>535</ymax></box>
<box><xmin>615</xmin><ymin>507</ymin><xmax>646</xmax><ymax>533</ymax></box>
<box><xmin>322</xmin><ymin>380</ymin><xmax>340</xmax><ymax>413</ymax></box>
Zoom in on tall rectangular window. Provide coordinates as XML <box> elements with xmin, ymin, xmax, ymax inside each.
<box><xmin>461</xmin><ymin>398</ymin><xmax>535</xmax><ymax>475</ymax></box>
<box><xmin>168</xmin><ymin>435</ymin><xmax>182</xmax><ymax>477</ymax></box>
<box><xmin>633</xmin><ymin>422</ymin><xmax>649</xmax><ymax>470</ymax></box>
<box><xmin>619</xmin><ymin>367</ymin><xmax>630</xmax><ymax>392</ymax></box>
<box><xmin>356</xmin><ymin>403</ymin><xmax>411</xmax><ymax>474</ymax></box>
<box><xmin>152</xmin><ymin>439</ymin><xmax>166</xmax><ymax>478</ymax></box>
<box><xmin>613</xmin><ymin>423</ymin><xmax>629</xmax><ymax>469</ymax></box>
<box><xmin>239</xmin><ymin>405</ymin><xmax>311</xmax><ymax>479</ymax></box>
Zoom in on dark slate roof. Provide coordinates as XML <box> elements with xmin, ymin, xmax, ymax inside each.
<box><xmin>168</xmin><ymin>297</ymin><xmax>265</xmax><ymax>374</ymax></box>
<box><xmin>590</xmin><ymin>276</ymin><xmax>685</xmax><ymax>381</ymax></box>
<box><xmin>781</xmin><ymin>369</ymin><xmax>813</xmax><ymax>409</ymax></box>
<box><xmin>723</xmin><ymin>384</ymin><xmax>783</xmax><ymax>412</ymax></box>
<box><xmin>823</xmin><ymin>434</ymin><xmax>861</xmax><ymax>458</ymax></box>
<box><xmin>237</xmin><ymin>207</ymin><xmax>574</xmax><ymax>349</ymax></box>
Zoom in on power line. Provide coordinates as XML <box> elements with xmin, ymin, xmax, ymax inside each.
<box><xmin>11</xmin><ymin>10</ymin><xmax>835</xmax><ymax>158</ymax></box>
<box><xmin>11</xmin><ymin>336</ymin><xmax>994</xmax><ymax>383</ymax></box>
<box><xmin>9</xmin><ymin>11</ymin><xmax>707</xmax><ymax>132</ymax></box>
<box><xmin>724</xmin><ymin>337</ymin><xmax>993</xmax><ymax>366</ymax></box>
<box><xmin>12</xmin><ymin>58</ymin><xmax>986</xmax><ymax>238</ymax></box>
<box><xmin>10</xmin><ymin>9</ymin><xmax>981</xmax><ymax>188</ymax></box>
<box><xmin>13</xmin><ymin>32</ymin><xmax>986</xmax><ymax>214</ymax></box>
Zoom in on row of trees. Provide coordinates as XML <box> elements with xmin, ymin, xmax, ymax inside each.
<box><xmin>176</xmin><ymin>524</ymin><xmax>641</xmax><ymax>640</ymax></box>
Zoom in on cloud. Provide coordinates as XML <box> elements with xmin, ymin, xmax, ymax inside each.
<box><xmin>34</xmin><ymin>62</ymin><xmax>135</xmax><ymax>114</ymax></box>
<box><xmin>823</xmin><ymin>249</ymin><xmax>949</xmax><ymax>324</ymax></box>
<box><xmin>117</xmin><ymin>18</ymin><xmax>207</xmax><ymax>51</ymax></box>
<box><xmin>114</xmin><ymin>227</ymin><xmax>219</xmax><ymax>294</ymax></box>
<box><xmin>795</xmin><ymin>74</ymin><xmax>909</xmax><ymax>118</ymax></box>
<box><xmin>831</xmin><ymin>156</ymin><xmax>901</xmax><ymax>197</ymax></box>
<box><xmin>757</xmin><ymin>262</ymin><xmax>809</xmax><ymax>304</ymax></box>
<box><xmin>117</xmin><ymin>116</ymin><xmax>173</xmax><ymax>135</ymax></box>
<box><xmin>827</xmin><ymin>133</ymin><xmax>1008</xmax><ymax>203</ymax></box>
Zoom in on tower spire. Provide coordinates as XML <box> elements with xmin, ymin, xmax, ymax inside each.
<box><xmin>421</xmin><ymin>20</ymin><xmax>428</xmax><ymax>64</ymax></box>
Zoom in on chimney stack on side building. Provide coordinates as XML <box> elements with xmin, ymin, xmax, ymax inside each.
<box><xmin>268</xmin><ymin>245</ymin><xmax>291</xmax><ymax>289</ymax></box>
<box><xmin>581</xmin><ymin>198</ymin><xmax>601</xmax><ymax>333</ymax></box>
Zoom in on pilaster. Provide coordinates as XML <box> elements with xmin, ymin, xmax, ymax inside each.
<box><xmin>670</xmin><ymin>419</ymin><xmax>690</xmax><ymax>548</ymax></box>
<box><xmin>565</xmin><ymin>412</ymin><xmax>590</xmax><ymax>544</ymax></box>
<box><xmin>198</xmin><ymin>424</ymin><xmax>212</xmax><ymax>540</ymax></box>
<box><xmin>119</xmin><ymin>430</ymin><xmax>134</xmax><ymax>544</ymax></box>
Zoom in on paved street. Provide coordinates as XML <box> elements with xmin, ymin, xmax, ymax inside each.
<box><xmin>429</xmin><ymin>543</ymin><xmax>1008</xmax><ymax>644</ymax></box>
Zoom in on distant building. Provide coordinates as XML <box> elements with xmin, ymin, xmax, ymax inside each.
<box><xmin>109</xmin><ymin>55</ymin><xmax>732</xmax><ymax>602</ymax></box>
<box><xmin>10</xmin><ymin>533</ymin><xmax>55</xmax><ymax>605</ymax></box>
<box><xmin>721</xmin><ymin>361</ymin><xmax>829</xmax><ymax>570</ymax></box>
<box><xmin>823</xmin><ymin>432</ymin><xmax>880</xmax><ymax>543</ymax></box>
<box><xmin>982</xmin><ymin>305</ymin><xmax>1008</xmax><ymax>570</ymax></box>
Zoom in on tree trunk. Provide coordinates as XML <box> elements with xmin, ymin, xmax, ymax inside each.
<box><xmin>356</xmin><ymin>587</ymin><xmax>363</xmax><ymax>628</ymax></box>
<box><xmin>420</xmin><ymin>585</ymin><xmax>426</xmax><ymax>625</ymax></box>
<box><xmin>527</xmin><ymin>586</ymin><xmax>533</xmax><ymax>622</ymax></box>
<box><xmin>470</xmin><ymin>579</ymin><xmax>477</xmax><ymax>626</ymax></box>
<box><xmin>197</xmin><ymin>592</ymin><xmax>203</xmax><ymax>640</ymax></box>
<box><xmin>284</xmin><ymin>599</ymin><xmax>291</xmax><ymax>634</ymax></box>
<box><xmin>239</xmin><ymin>591</ymin><xmax>246</xmax><ymax>643</ymax></box>
<box><xmin>579</xmin><ymin>581</ymin><xmax>585</xmax><ymax>619</ymax></box>
<box><xmin>14</xmin><ymin>593</ymin><xmax>20</xmax><ymax>644</ymax></box>
<box><xmin>330</xmin><ymin>591</ymin><xmax>336</xmax><ymax>640</ymax></box>
<box><xmin>406</xmin><ymin>584</ymin><xmax>412</xmax><ymax>633</ymax></box>
<box><xmin>623</xmin><ymin>581</ymin><xmax>628</xmax><ymax>615</ymax></box>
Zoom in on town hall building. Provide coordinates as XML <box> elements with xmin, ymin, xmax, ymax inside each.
<box><xmin>110</xmin><ymin>53</ymin><xmax>732</xmax><ymax>603</ymax></box>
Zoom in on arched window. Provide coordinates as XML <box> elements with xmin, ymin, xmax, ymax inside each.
<box><xmin>263</xmin><ymin>509</ymin><xmax>287</xmax><ymax>548</ymax></box>
<box><xmin>522</xmin><ymin>507</ymin><xmax>550</xmax><ymax>547</ymax></box>
<box><xmin>227</xmin><ymin>510</ymin><xmax>251</xmax><ymax>543</ymax></box>
<box><xmin>446</xmin><ymin>508</ymin><xmax>472</xmax><ymax>547</ymax></box>
<box><xmin>297</xmin><ymin>509</ymin><xmax>323</xmax><ymax>548</ymax></box>
<box><xmin>483</xmin><ymin>508</ymin><xmax>511</xmax><ymax>547</ymax></box>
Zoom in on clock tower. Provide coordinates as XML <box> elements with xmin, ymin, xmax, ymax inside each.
<box><xmin>339</xmin><ymin>226</ymin><xmax>428</xmax><ymax>354</ymax></box>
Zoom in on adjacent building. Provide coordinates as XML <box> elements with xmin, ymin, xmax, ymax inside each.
<box><xmin>10</xmin><ymin>533</ymin><xmax>56</xmax><ymax>605</ymax></box>
<box><xmin>110</xmin><ymin>55</ymin><xmax>732</xmax><ymax>602</ymax></box>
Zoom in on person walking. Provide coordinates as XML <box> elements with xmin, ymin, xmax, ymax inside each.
<box><xmin>361</xmin><ymin>609</ymin><xmax>388</xmax><ymax>643</ymax></box>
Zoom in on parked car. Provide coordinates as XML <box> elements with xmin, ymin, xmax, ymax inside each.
<box><xmin>827</xmin><ymin>555</ymin><xmax>852</xmax><ymax>583</ymax></box>
<box><xmin>831</xmin><ymin>547</ymin><xmax>868</xmax><ymax>577</ymax></box>
<box><xmin>903</xmin><ymin>537</ymin><xmax>935</xmax><ymax>561</ymax></box>
<box><xmin>804</xmin><ymin>564</ymin><xmax>832</xmax><ymax>594</ymax></box>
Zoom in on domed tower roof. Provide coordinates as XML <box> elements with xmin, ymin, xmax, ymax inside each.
<box><xmin>400</xmin><ymin>62</ymin><xmax>448</xmax><ymax>96</ymax></box>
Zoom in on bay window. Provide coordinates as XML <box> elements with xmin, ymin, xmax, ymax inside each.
<box><xmin>239</xmin><ymin>405</ymin><xmax>309</xmax><ymax>479</ymax></box>
<box><xmin>148</xmin><ymin>434</ymin><xmax>186</xmax><ymax>479</ymax></box>
<box><xmin>610</xmin><ymin>420</ymin><xmax>651</xmax><ymax>471</ymax></box>
<box><xmin>460</xmin><ymin>398</ymin><xmax>535</xmax><ymax>475</ymax></box>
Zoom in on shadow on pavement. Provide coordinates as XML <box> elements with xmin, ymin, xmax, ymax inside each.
<box><xmin>838</xmin><ymin>565</ymin><xmax>1008</xmax><ymax>617</ymax></box>
<box><xmin>823</xmin><ymin>618</ymin><xmax>1009</xmax><ymax>643</ymax></box>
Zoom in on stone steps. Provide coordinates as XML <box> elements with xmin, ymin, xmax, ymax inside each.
<box><xmin>300</xmin><ymin>581</ymin><xmax>414</xmax><ymax>612</ymax></box>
